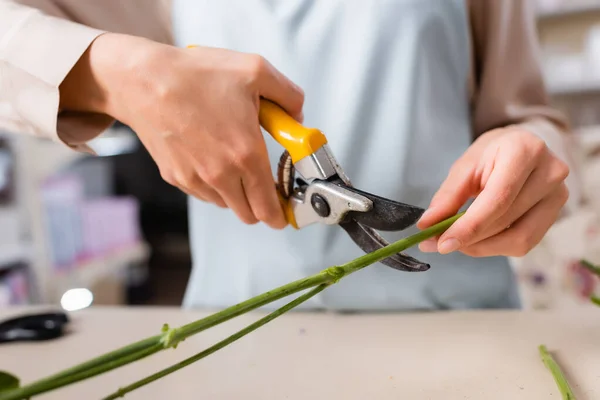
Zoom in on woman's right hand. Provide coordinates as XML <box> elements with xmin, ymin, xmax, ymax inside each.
<box><xmin>60</xmin><ymin>33</ymin><xmax>304</xmax><ymax>229</ymax></box>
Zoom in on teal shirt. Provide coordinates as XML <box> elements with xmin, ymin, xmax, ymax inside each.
<box><xmin>172</xmin><ymin>0</ymin><xmax>521</xmax><ymax>311</ymax></box>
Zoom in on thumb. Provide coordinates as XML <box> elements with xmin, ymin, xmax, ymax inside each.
<box><xmin>417</xmin><ymin>162</ymin><xmax>475</xmax><ymax>229</ymax></box>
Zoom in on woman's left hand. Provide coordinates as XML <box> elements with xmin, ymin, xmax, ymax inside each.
<box><xmin>416</xmin><ymin>126</ymin><xmax>570</xmax><ymax>257</ymax></box>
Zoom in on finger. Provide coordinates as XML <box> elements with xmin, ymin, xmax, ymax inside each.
<box><xmin>241</xmin><ymin>146</ymin><xmax>287</xmax><ymax>229</ymax></box>
<box><xmin>178</xmin><ymin>181</ymin><xmax>228</xmax><ymax>208</ymax></box>
<box><xmin>437</xmin><ymin>146</ymin><xmax>536</xmax><ymax>254</ymax></box>
<box><xmin>417</xmin><ymin>159</ymin><xmax>475</xmax><ymax>229</ymax></box>
<box><xmin>461</xmin><ymin>152</ymin><xmax>569</xmax><ymax>246</ymax></box>
<box><xmin>214</xmin><ymin>176</ymin><xmax>259</xmax><ymax>225</ymax></box>
<box><xmin>190</xmin><ymin>187</ymin><xmax>228</xmax><ymax>208</ymax></box>
<box><xmin>253</xmin><ymin>57</ymin><xmax>304</xmax><ymax>122</ymax></box>
<box><xmin>460</xmin><ymin>184</ymin><xmax>568</xmax><ymax>258</ymax></box>
<box><xmin>418</xmin><ymin>236</ymin><xmax>440</xmax><ymax>253</ymax></box>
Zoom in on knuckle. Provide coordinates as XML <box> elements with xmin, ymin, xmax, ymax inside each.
<box><xmin>177</xmin><ymin>172</ymin><xmax>196</xmax><ymax>190</ymax></box>
<box><xmin>203</xmin><ymin>166</ymin><xmax>230</xmax><ymax>187</ymax></box>
<box><xmin>233</xmin><ymin>144</ymin><xmax>259</xmax><ymax>168</ymax></box>
<box><xmin>513</xmin><ymin>230</ymin><xmax>536</xmax><ymax>256</ymax></box>
<box><xmin>245</xmin><ymin>54</ymin><xmax>267</xmax><ymax>80</ymax></box>
<box><xmin>160</xmin><ymin>169</ymin><xmax>176</xmax><ymax>186</ymax></box>
<box><xmin>558</xmin><ymin>184</ymin><xmax>570</xmax><ymax>204</ymax></box>
<box><xmin>528</xmin><ymin>136</ymin><xmax>548</xmax><ymax>160</ymax></box>
<box><xmin>241</xmin><ymin>214</ymin><xmax>259</xmax><ymax>225</ymax></box>
<box><xmin>153</xmin><ymin>80</ymin><xmax>176</xmax><ymax>103</ymax></box>
<box><xmin>494</xmin><ymin>188</ymin><xmax>513</xmax><ymax>211</ymax></box>
<box><xmin>255</xmin><ymin>207</ymin><xmax>281</xmax><ymax>225</ymax></box>
<box><xmin>509</xmin><ymin>248</ymin><xmax>528</xmax><ymax>258</ymax></box>
<box><xmin>462</xmin><ymin>246</ymin><xmax>485</xmax><ymax>258</ymax></box>
<box><xmin>455</xmin><ymin>222</ymin><xmax>480</xmax><ymax>243</ymax></box>
<box><xmin>552</xmin><ymin>159</ymin><xmax>570</xmax><ymax>183</ymax></box>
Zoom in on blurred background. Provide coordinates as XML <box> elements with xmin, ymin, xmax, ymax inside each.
<box><xmin>3</xmin><ymin>0</ymin><xmax>600</xmax><ymax>312</ymax></box>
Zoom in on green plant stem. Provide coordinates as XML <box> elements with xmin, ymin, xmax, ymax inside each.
<box><xmin>102</xmin><ymin>213</ymin><xmax>463</xmax><ymax>399</ymax></box>
<box><xmin>580</xmin><ymin>259</ymin><xmax>600</xmax><ymax>278</ymax></box>
<box><xmin>590</xmin><ymin>295</ymin><xmax>600</xmax><ymax>307</ymax></box>
<box><xmin>0</xmin><ymin>345</ymin><xmax>163</xmax><ymax>400</ymax></box>
<box><xmin>1</xmin><ymin>212</ymin><xmax>463</xmax><ymax>400</ymax></box>
<box><xmin>539</xmin><ymin>345</ymin><xmax>576</xmax><ymax>400</ymax></box>
<box><xmin>173</xmin><ymin>212</ymin><xmax>463</xmax><ymax>343</ymax></box>
<box><xmin>102</xmin><ymin>284</ymin><xmax>330</xmax><ymax>400</ymax></box>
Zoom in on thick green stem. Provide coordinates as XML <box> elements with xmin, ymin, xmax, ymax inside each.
<box><xmin>171</xmin><ymin>270</ymin><xmax>333</xmax><ymax>343</ymax></box>
<box><xmin>0</xmin><ymin>345</ymin><xmax>163</xmax><ymax>400</ymax></box>
<box><xmin>1</xmin><ymin>213</ymin><xmax>463</xmax><ymax>400</ymax></box>
<box><xmin>102</xmin><ymin>284</ymin><xmax>330</xmax><ymax>400</ymax></box>
<box><xmin>539</xmin><ymin>345</ymin><xmax>576</xmax><ymax>400</ymax></box>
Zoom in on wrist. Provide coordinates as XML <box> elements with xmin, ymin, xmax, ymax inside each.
<box><xmin>58</xmin><ymin>33</ymin><xmax>166</xmax><ymax>121</ymax></box>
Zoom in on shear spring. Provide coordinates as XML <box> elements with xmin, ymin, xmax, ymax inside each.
<box><xmin>277</xmin><ymin>150</ymin><xmax>294</xmax><ymax>199</ymax></box>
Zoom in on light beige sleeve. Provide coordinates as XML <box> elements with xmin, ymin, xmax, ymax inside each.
<box><xmin>468</xmin><ymin>0</ymin><xmax>582</xmax><ymax>211</ymax></box>
<box><xmin>0</xmin><ymin>0</ymin><xmax>172</xmax><ymax>153</ymax></box>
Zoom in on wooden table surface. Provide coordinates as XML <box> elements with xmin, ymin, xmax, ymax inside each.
<box><xmin>1</xmin><ymin>306</ymin><xmax>599</xmax><ymax>399</ymax></box>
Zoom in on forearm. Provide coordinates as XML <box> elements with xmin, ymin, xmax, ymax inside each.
<box><xmin>59</xmin><ymin>33</ymin><xmax>160</xmax><ymax>118</ymax></box>
<box><xmin>468</xmin><ymin>0</ymin><xmax>580</xmax><ymax>212</ymax></box>
<box><xmin>0</xmin><ymin>0</ymin><xmax>173</xmax><ymax>151</ymax></box>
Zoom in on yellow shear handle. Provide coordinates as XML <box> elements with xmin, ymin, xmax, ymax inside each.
<box><xmin>258</xmin><ymin>99</ymin><xmax>328</xmax><ymax>229</ymax></box>
<box><xmin>187</xmin><ymin>44</ymin><xmax>326</xmax><ymax>162</ymax></box>
<box><xmin>258</xmin><ymin>99</ymin><xmax>327</xmax><ymax>164</ymax></box>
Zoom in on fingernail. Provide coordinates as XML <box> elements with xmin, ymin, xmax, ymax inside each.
<box><xmin>419</xmin><ymin>239</ymin><xmax>438</xmax><ymax>253</ymax></box>
<box><xmin>438</xmin><ymin>238</ymin><xmax>460</xmax><ymax>254</ymax></box>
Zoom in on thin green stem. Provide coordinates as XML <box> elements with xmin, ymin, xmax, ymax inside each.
<box><xmin>539</xmin><ymin>345</ymin><xmax>576</xmax><ymax>400</ymax></box>
<box><xmin>173</xmin><ymin>212</ymin><xmax>463</xmax><ymax>343</ymax></box>
<box><xmin>1</xmin><ymin>212</ymin><xmax>463</xmax><ymax>400</ymax></box>
<box><xmin>172</xmin><ymin>271</ymin><xmax>333</xmax><ymax>342</ymax></box>
<box><xmin>102</xmin><ymin>284</ymin><xmax>330</xmax><ymax>400</ymax></box>
<box><xmin>580</xmin><ymin>259</ymin><xmax>600</xmax><ymax>278</ymax></box>
<box><xmin>591</xmin><ymin>295</ymin><xmax>600</xmax><ymax>307</ymax></box>
<box><xmin>102</xmin><ymin>214</ymin><xmax>463</xmax><ymax>399</ymax></box>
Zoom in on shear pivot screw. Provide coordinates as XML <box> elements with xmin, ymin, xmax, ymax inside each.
<box><xmin>311</xmin><ymin>194</ymin><xmax>330</xmax><ymax>218</ymax></box>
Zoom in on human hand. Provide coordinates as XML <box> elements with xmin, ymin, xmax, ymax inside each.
<box><xmin>416</xmin><ymin>126</ymin><xmax>569</xmax><ymax>257</ymax></box>
<box><xmin>60</xmin><ymin>33</ymin><xmax>304</xmax><ymax>229</ymax></box>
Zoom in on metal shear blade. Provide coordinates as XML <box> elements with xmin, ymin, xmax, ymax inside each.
<box><xmin>258</xmin><ymin>99</ymin><xmax>429</xmax><ymax>272</ymax></box>
<box><xmin>332</xmin><ymin>180</ymin><xmax>424</xmax><ymax>232</ymax></box>
<box><xmin>339</xmin><ymin>218</ymin><xmax>430</xmax><ymax>272</ymax></box>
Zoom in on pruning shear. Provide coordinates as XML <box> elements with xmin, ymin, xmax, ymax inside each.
<box><xmin>259</xmin><ymin>99</ymin><xmax>429</xmax><ymax>272</ymax></box>
<box><xmin>0</xmin><ymin>311</ymin><xmax>69</xmax><ymax>344</ymax></box>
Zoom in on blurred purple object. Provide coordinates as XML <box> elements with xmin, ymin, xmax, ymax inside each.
<box><xmin>40</xmin><ymin>175</ymin><xmax>84</xmax><ymax>271</ymax></box>
<box><xmin>80</xmin><ymin>197</ymin><xmax>140</xmax><ymax>261</ymax></box>
<box><xmin>40</xmin><ymin>174</ymin><xmax>141</xmax><ymax>270</ymax></box>
<box><xmin>531</xmin><ymin>272</ymin><xmax>546</xmax><ymax>286</ymax></box>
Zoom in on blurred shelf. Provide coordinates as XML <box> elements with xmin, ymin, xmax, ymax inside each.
<box><xmin>49</xmin><ymin>241</ymin><xmax>150</xmax><ymax>303</ymax></box>
<box><xmin>28</xmin><ymin>125</ymin><xmax>139</xmax><ymax>181</ymax></box>
<box><xmin>54</xmin><ymin>242</ymin><xmax>149</xmax><ymax>285</ymax></box>
<box><xmin>537</xmin><ymin>3</ymin><xmax>600</xmax><ymax>20</ymax></box>
<box><xmin>0</xmin><ymin>243</ymin><xmax>30</xmax><ymax>270</ymax></box>
<box><xmin>34</xmin><ymin>139</ymin><xmax>88</xmax><ymax>180</ymax></box>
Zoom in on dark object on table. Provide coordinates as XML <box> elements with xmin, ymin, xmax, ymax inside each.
<box><xmin>0</xmin><ymin>137</ymin><xmax>15</xmax><ymax>204</ymax></box>
<box><xmin>0</xmin><ymin>311</ymin><xmax>69</xmax><ymax>344</ymax></box>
